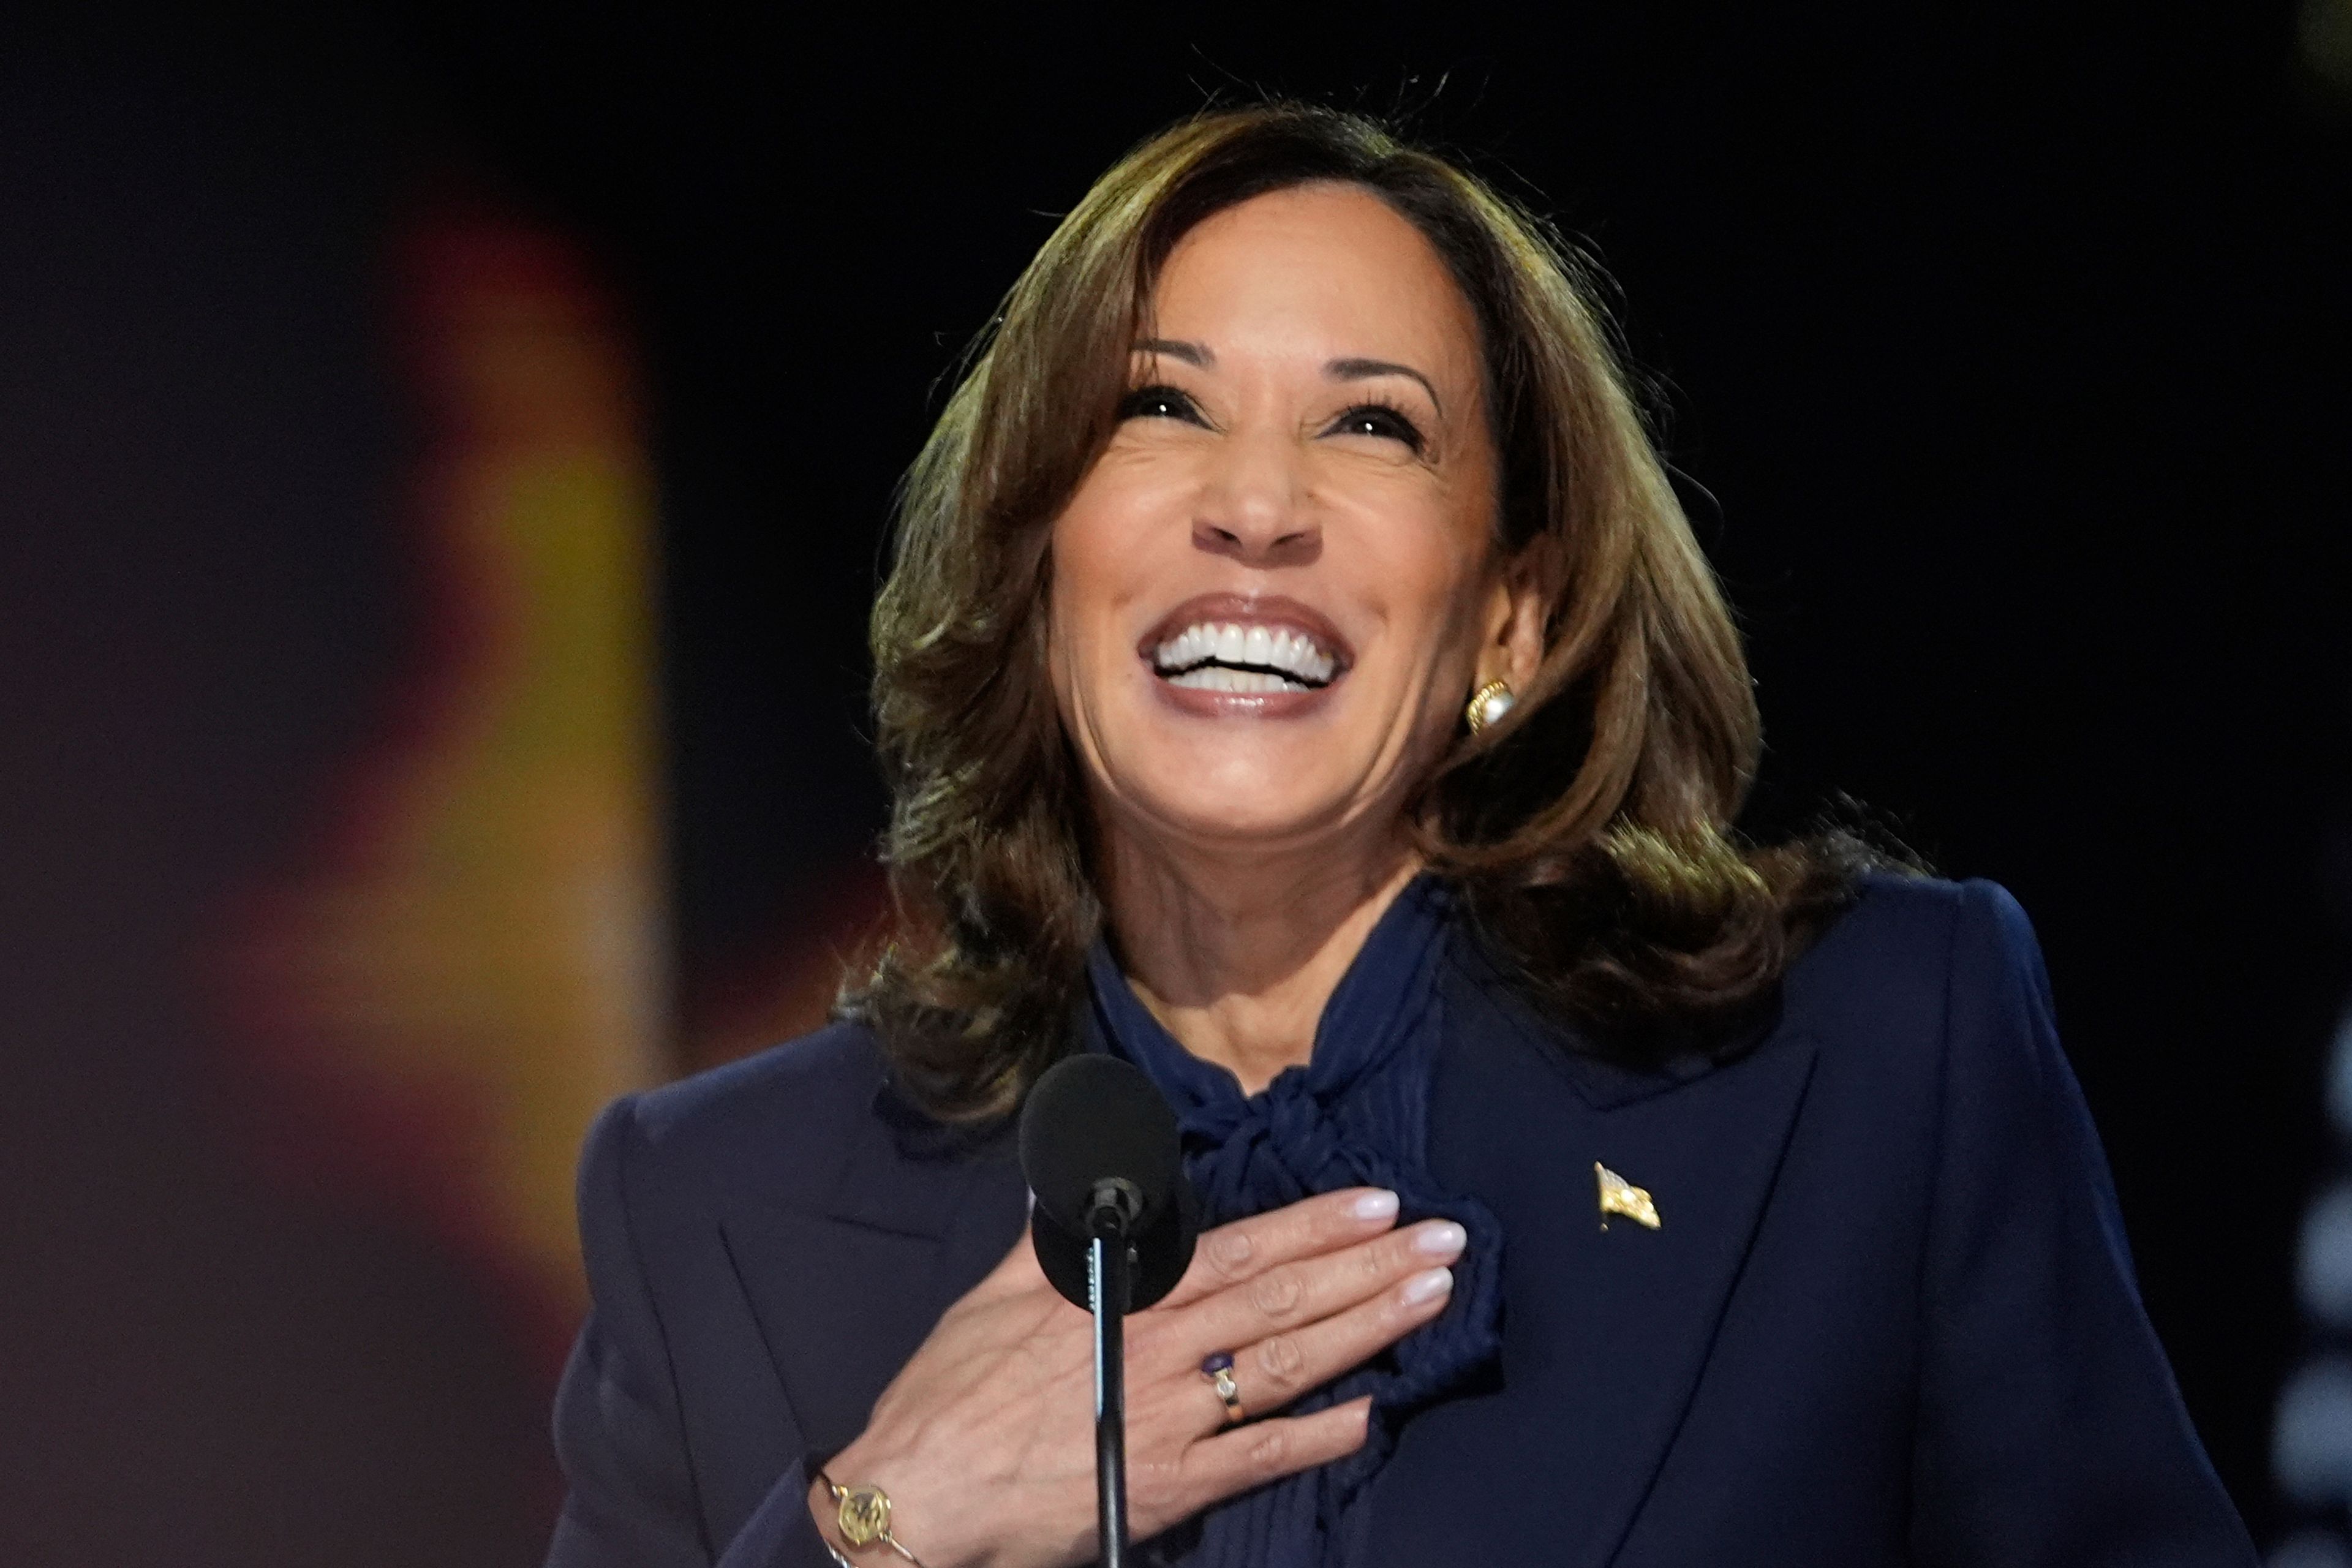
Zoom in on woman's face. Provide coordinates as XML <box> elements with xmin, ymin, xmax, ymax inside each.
<box><xmin>1048</xmin><ymin>181</ymin><xmax>1532</xmax><ymax>865</ymax></box>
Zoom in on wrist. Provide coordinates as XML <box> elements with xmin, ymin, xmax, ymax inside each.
<box><xmin>807</xmin><ymin>1472</ymin><xmax>855</xmax><ymax>1566</ymax></box>
<box><xmin>809</xmin><ymin>1448</ymin><xmax>970</xmax><ymax>1568</ymax></box>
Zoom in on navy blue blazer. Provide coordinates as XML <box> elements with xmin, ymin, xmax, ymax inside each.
<box><xmin>543</xmin><ymin>876</ymin><xmax>2256</xmax><ymax>1566</ymax></box>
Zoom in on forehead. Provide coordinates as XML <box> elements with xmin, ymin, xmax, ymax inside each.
<box><xmin>1148</xmin><ymin>183</ymin><xmax>1482</xmax><ymax>377</ymax></box>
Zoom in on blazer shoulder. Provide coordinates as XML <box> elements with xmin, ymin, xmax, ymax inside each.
<box><xmin>1779</xmin><ymin>873</ymin><xmax>2048</xmax><ymax>1071</ymax></box>
<box><xmin>590</xmin><ymin>1020</ymin><xmax>891</xmax><ymax>1223</ymax></box>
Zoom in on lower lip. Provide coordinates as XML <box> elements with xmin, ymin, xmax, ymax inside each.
<box><xmin>1147</xmin><ymin>665</ymin><xmax>1341</xmax><ymax>718</ymax></box>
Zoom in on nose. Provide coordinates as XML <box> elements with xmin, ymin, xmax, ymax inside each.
<box><xmin>1192</xmin><ymin>429</ymin><xmax>1320</xmax><ymax>567</ymax></box>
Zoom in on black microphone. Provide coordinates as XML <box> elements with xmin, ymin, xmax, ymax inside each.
<box><xmin>1019</xmin><ymin>1055</ymin><xmax>1197</xmax><ymax>1568</ymax></box>
<box><xmin>1022</xmin><ymin>1054</ymin><xmax>1197</xmax><ymax>1310</ymax></box>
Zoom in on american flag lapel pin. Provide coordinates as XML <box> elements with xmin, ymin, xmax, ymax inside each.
<box><xmin>1596</xmin><ymin>1161</ymin><xmax>1660</xmax><ymax>1231</ymax></box>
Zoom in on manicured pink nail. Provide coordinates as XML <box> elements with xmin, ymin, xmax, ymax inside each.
<box><xmin>1351</xmin><ymin>1189</ymin><xmax>1400</xmax><ymax>1221</ymax></box>
<box><xmin>1401</xmin><ymin>1267</ymin><xmax>1454</xmax><ymax>1307</ymax></box>
<box><xmin>1414</xmin><ymin>1221</ymin><xmax>1466</xmax><ymax>1258</ymax></box>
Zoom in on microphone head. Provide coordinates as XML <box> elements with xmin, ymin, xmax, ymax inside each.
<box><xmin>1019</xmin><ymin>1054</ymin><xmax>1183</xmax><ymax>1237</ymax></box>
<box><xmin>1030</xmin><ymin>1178</ymin><xmax>1197</xmax><ymax>1313</ymax></box>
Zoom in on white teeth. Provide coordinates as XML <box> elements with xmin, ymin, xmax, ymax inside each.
<box><xmin>1150</xmin><ymin>619</ymin><xmax>1340</xmax><ymax>687</ymax></box>
<box><xmin>1169</xmin><ymin>666</ymin><xmax>1295</xmax><ymax>693</ymax></box>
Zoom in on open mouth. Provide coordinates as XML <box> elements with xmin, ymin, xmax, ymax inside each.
<box><xmin>1142</xmin><ymin>597</ymin><xmax>1350</xmax><ymax>697</ymax></box>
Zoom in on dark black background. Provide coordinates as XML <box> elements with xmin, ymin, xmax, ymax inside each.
<box><xmin>2</xmin><ymin>2</ymin><xmax>2343</xmax><ymax>1558</ymax></box>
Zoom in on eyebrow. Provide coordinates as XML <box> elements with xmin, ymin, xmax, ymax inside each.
<box><xmin>1131</xmin><ymin>340</ymin><xmax>1447</xmax><ymax>417</ymax></box>
<box><xmin>1135</xmin><ymin>337</ymin><xmax>1210</xmax><ymax>366</ymax></box>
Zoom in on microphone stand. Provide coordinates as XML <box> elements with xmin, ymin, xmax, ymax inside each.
<box><xmin>1086</xmin><ymin>1180</ymin><xmax>1140</xmax><ymax>1568</ymax></box>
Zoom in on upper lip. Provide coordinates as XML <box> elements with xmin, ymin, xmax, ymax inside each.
<box><xmin>1137</xmin><ymin>592</ymin><xmax>1354</xmax><ymax>681</ymax></box>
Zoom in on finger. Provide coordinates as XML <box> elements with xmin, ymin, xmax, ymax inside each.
<box><xmin>1165</xmin><ymin>1218</ymin><xmax>1464</xmax><ymax>1374</ymax></box>
<box><xmin>1156</xmin><ymin>1187</ymin><xmax>1402</xmax><ymax>1310</ymax></box>
<box><xmin>1211</xmin><ymin>1262</ymin><xmax>1455</xmax><ymax>1421</ymax></box>
<box><xmin>1179</xmin><ymin>1396</ymin><xmax>1374</xmax><ymax>1509</ymax></box>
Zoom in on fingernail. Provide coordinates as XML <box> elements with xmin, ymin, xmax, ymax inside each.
<box><xmin>1351</xmin><ymin>1189</ymin><xmax>1400</xmax><ymax>1221</ymax></box>
<box><xmin>1401</xmin><ymin>1267</ymin><xmax>1454</xmax><ymax>1307</ymax></box>
<box><xmin>1414</xmin><ymin>1221</ymin><xmax>1466</xmax><ymax>1259</ymax></box>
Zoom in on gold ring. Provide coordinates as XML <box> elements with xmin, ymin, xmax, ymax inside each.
<box><xmin>1200</xmin><ymin>1352</ymin><xmax>1245</xmax><ymax>1424</ymax></box>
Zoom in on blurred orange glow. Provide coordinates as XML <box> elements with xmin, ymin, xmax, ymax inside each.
<box><xmin>210</xmin><ymin>206</ymin><xmax>669</xmax><ymax>1372</ymax></box>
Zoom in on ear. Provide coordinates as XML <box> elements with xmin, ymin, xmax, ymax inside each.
<box><xmin>1474</xmin><ymin>562</ymin><xmax>1547</xmax><ymax>694</ymax></box>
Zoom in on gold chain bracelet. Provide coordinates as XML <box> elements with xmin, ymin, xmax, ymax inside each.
<box><xmin>815</xmin><ymin>1469</ymin><xmax>927</xmax><ymax>1567</ymax></box>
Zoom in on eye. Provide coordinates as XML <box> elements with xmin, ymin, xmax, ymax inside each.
<box><xmin>1117</xmin><ymin>384</ymin><xmax>1207</xmax><ymax>424</ymax></box>
<box><xmin>1326</xmin><ymin>401</ymin><xmax>1427</xmax><ymax>453</ymax></box>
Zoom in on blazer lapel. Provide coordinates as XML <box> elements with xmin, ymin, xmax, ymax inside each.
<box><xmin>1401</xmin><ymin>966</ymin><xmax>1819</xmax><ymax>1567</ymax></box>
<box><xmin>1548</xmin><ymin>1035</ymin><xmax>1819</xmax><ymax>1566</ymax></box>
<box><xmin>718</xmin><ymin>1084</ymin><xmax>1027</xmax><ymax>1493</ymax></box>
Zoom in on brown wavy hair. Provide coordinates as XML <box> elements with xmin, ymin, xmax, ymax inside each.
<box><xmin>849</xmin><ymin>103</ymin><xmax>1893</xmax><ymax>1121</ymax></box>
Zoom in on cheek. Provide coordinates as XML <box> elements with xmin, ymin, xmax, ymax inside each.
<box><xmin>1042</xmin><ymin>562</ymin><xmax>1095</xmax><ymax>739</ymax></box>
<box><xmin>1358</xmin><ymin>499</ymin><xmax>1494</xmax><ymax>667</ymax></box>
<box><xmin>1050</xmin><ymin>462</ymin><xmax>1191</xmax><ymax>643</ymax></box>
<box><xmin>1044</xmin><ymin>482</ymin><xmax>1144</xmax><ymax>706</ymax></box>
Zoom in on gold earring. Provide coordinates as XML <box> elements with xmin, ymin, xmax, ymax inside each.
<box><xmin>1464</xmin><ymin>678</ymin><xmax>1515</xmax><ymax>734</ymax></box>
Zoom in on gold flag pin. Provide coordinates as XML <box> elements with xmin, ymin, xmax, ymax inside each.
<box><xmin>1596</xmin><ymin>1162</ymin><xmax>1660</xmax><ymax>1231</ymax></box>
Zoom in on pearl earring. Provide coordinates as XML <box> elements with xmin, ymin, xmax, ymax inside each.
<box><xmin>1464</xmin><ymin>678</ymin><xmax>1516</xmax><ymax>734</ymax></box>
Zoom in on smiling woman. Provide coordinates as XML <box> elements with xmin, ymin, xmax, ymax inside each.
<box><xmin>862</xmin><ymin>115</ymin><xmax>1870</xmax><ymax>1123</ymax></box>
<box><xmin>543</xmin><ymin>105</ymin><xmax>2256</xmax><ymax>1568</ymax></box>
<box><xmin>1044</xmin><ymin>183</ymin><xmax>1529</xmax><ymax>1099</ymax></box>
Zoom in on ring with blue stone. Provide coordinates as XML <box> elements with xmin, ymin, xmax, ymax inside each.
<box><xmin>1200</xmin><ymin>1351</ymin><xmax>1246</xmax><ymax>1424</ymax></box>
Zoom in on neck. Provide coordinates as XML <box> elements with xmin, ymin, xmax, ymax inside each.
<box><xmin>1098</xmin><ymin>821</ymin><xmax>1422</xmax><ymax>1096</ymax></box>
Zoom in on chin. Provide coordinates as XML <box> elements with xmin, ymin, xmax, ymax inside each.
<box><xmin>1090</xmin><ymin>692</ymin><xmax>1436</xmax><ymax>850</ymax></box>
<box><xmin>1111</xmin><ymin>760</ymin><xmax>1367</xmax><ymax>854</ymax></box>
